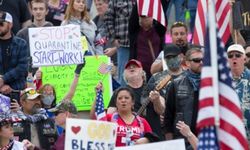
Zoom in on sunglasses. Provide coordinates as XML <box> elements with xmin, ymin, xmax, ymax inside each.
<box><xmin>246</xmin><ymin>53</ymin><xmax>250</xmax><ymax>58</ymax></box>
<box><xmin>0</xmin><ymin>22</ymin><xmax>4</xmax><ymax>27</ymax></box>
<box><xmin>190</xmin><ymin>58</ymin><xmax>203</xmax><ymax>63</ymax></box>
<box><xmin>228</xmin><ymin>53</ymin><xmax>242</xmax><ymax>59</ymax></box>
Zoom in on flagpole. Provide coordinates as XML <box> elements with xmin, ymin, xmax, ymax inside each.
<box><xmin>208</xmin><ymin>0</ymin><xmax>220</xmax><ymax>126</ymax></box>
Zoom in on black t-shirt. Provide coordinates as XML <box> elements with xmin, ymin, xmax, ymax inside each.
<box><xmin>108</xmin><ymin>85</ymin><xmax>144</xmax><ymax>112</ymax></box>
<box><xmin>0</xmin><ymin>37</ymin><xmax>12</xmax><ymax>73</ymax></box>
<box><xmin>0</xmin><ymin>0</ymin><xmax>31</xmax><ymax>34</ymax></box>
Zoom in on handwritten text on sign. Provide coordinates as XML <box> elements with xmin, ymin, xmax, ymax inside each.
<box><xmin>29</xmin><ymin>25</ymin><xmax>85</xmax><ymax>67</ymax></box>
<box><xmin>65</xmin><ymin>118</ymin><xmax>117</xmax><ymax>150</ymax></box>
<box><xmin>42</xmin><ymin>56</ymin><xmax>112</xmax><ymax>111</ymax></box>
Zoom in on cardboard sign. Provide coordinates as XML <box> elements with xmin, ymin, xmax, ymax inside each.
<box><xmin>42</xmin><ymin>56</ymin><xmax>113</xmax><ymax>111</ymax></box>
<box><xmin>240</xmin><ymin>0</ymin><xmax>250</xmax><ymax>30</ymax></box>
<box><xmin>29</xmin><ymin>25</ymin><xmax>86</xmax><ymax>67</ymax></box>
<box><xmin>114</xmin><ymin>139</ymin><xmax>186</xmax><ymax>150</ymax></box>
<box><xmin>65</xmin><ymin>118</ymin><xmax>117</xmax><ymax>150</ymax></box>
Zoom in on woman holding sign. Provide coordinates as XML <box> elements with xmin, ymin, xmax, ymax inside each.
<box><xmin>91</xmin><ymin>84</ymin><xmax>158</xmax><ymax>147</ymax></box>
<box><xmin>61</xmin><ymin>0</ymin><xmax>103</xmax><ymax>55</ymax></box>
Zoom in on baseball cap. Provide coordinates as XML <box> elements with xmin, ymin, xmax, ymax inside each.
<box><xmin>48</xmin><ymin>100</ymin><xmax>77</xmax><ymax>115</ymax></box>
<box><xmin>21</xmin><ymin>88</ymin><xmax>41</xmax><ymax>100</ymax></box>
<box><xmin>163</xmin><ymin>44</ymin><xmax>182</xmax><ymax>58</ymax></box>
<box><xmin>227</xmin><ymin>44</ymin><xmax>245</xmax><ymax>54</ymax></box>
<box><xmin>125</xmin><ymin>59</ymin><xmax>142</xmax><ymax>69</ymax></box>
<box><xmin>0</xmin><ymin>11</ymin><xmax>13</xmax><ymax>23</ymax></box>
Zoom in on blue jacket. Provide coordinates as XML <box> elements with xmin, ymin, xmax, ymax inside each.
<box><xmin>0</xmin><ymin>36</ymin><xmax>28</xmax><ymax>90</ymax></box>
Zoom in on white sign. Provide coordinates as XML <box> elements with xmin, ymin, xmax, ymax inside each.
<box><xmin>29</xmin><ymin>25</ymin><xmax>85</xmax><ymax>67</ymax></box>
<box><xmin>65</xmin><ymin>118</ymin><xmax>117</xmax><ymax>150</ymax></box>
<box><xmin>114</xmin><ymin>139</ymin><xmax>186</xmax><ymax>150</ymax></box>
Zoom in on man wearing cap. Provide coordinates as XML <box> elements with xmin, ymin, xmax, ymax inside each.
<box><xmin>141</xmin><ymin>44</ymin><xmax>185</xmax><ymax>140</ymax></box>
<box><xmin>48</xmin><ymin>100</ymin><xmax>78</xmax><ymax>150</ymax></box>
<box><xmin>227</xmin><ymin>44</ymin><xmax>250</xmax><ymax>144</ymax></box>
<box><xmin>0</xmin><ymin>0</ymin><xmax>31</xmax><ymax>34</ymax></box>
<box><xmin>107</xmin><ymin>59</ymin><xmax>164</xmax><ymax>115</ymax></box>
<box><xmin>13</xmin><ymin>88</ymin><xmax>57</xmax><ymax>149</ymax></box>
<box><xmin>164</xmin><ymin>46</ymin><xmax>203</xmax><ymax>148</ymax></box>
<box><xmin>0</xmin><ymin>11</ymin><xmax>28</xmax><ymax>101</ymax></box>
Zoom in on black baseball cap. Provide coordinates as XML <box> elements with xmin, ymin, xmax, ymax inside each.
<box><xmin>163</xmin><ymin>44</ymin><xmax>182</xmax><ymax>58</ymax></box>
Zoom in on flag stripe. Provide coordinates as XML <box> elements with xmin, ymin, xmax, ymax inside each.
<box><xmin>220</xmin><ymin>96</ymin><xmax>243</xmax><ymax>119</ymax></box>
<box><xmin>137</xmin><ymin>0</ymin><xmax>165</xmax><ymax>26</ymax></box>
<box><xmin>197</xmin><ymin>1</ymin><xmax>248</xmax><ymax>148</ymax></box>
<box><xmin>218</xmin><ymin>129</ymin><xmax>246</xmax><ymax>150</ymax></box>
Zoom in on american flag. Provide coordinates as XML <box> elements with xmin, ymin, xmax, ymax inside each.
<box><xmin>193</xmin><ymin>0</ymin><xmax>231</xmax><ymax>46</ymax></box>
<box><xmin>197</xmin><ymin>13</ymin><xmax>248</xmax><ymax>150</ymax></box>
<box><xmin>95</xmin><ymin>89</ymin><xmax>107</xmax><ymax>121</ymax></box>
<box><xmin>137</xmin><ymin>0</ymin><xmax>166</xmax><ymax>26</ymax></box>
<box><xmin>197</xmin><ymin>126</ymin><xmax>219</xmax><ymax>149</ymax></box>
<box><xmin>98</xmin><ymin>63</ymin><xmax>112</xmax><ymax>74</ymax></box>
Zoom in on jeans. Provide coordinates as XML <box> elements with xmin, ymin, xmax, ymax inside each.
<box><xmin>117</xmin><ymin>47</ymin><xmax>130</xmax><ymax>86</ymax></box>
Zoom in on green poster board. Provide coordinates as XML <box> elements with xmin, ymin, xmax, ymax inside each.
<box><xmin>42</xmin><ymin>56</ymin><xmax>112</xmax><ymax>111</ymax></box>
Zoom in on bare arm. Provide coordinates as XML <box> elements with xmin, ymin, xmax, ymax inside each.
<box><xmin>176</xmin><ymin>121</ymin><xmax>198</xmax><ymax>150</ymax></box>
<box><xmin>63</xmin><ymin>60</ymin><xmax>86</xmax><ymax>100</ymax></box>
<box><xmin>63</xmin><ymin>74</ymin><xmax>80</xmax><ymax>100</ymax></box>
<box><xmin>89</xmin><ymin>97</ymin><xmax>96</xmax><ymax>119</ymax></box>
<box><xmin>150</xmin><ymin>61</ymin><xmax>163</xmax><ymax>75</ymax></box>
<box><xmin>149</xmin><ymin>91</ymin><xmax>165</xmax><ymax>115</ymax></box>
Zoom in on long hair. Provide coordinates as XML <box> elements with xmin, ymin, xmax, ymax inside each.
<box><xmin>38</xmin><ymin>84</ymin><xmax>57</xmax><ymax>108</ymax></box>
<box><xmin>64</xmin><ymin>0</ymin><xmax>91</xmax><ymax>23</ymax></box>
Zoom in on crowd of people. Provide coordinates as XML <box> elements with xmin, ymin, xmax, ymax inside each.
<box><xmin>0</xmin><ymin>0</ymin><xmax>250</xmax><ymax>149</ymax></box>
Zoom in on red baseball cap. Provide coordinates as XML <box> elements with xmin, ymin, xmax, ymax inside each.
<box><xmin>125</xmin><ymin>59</ymin><xmax>142</xmax><ymax>69</ymax></box>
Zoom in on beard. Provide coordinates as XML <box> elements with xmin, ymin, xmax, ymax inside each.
<box><xmin>31</xmin><ymin>103</ymin><xmax>42</xmax><ymax>114</ymax></box>
<box><xmin>0</xmin><ymin>25</ymin><xmax>10</xmax><ymax>37</ymax></box>
<box><xmin>0</xmin><ymin>30</ymin><xmax>8</xmax><ymax>37</ymax></box>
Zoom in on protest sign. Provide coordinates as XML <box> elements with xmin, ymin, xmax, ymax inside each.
<box><xmin>240</xmin><ymin>0</ymin><xmax>250</xmax><ymax>30</ymax></box>
<box><xmin>42</xmin><ymin>55</ymin><xmax>112</xmax><ymax>111</ymax></box>
<box><xmin>65</xmin><ymin>118</ymin><xmax>117</xmax><ymax>150</ymax></box>
<box><xmin>0</xmin><ymin>94</ymin><xmax>10</xmax><ymax>113</ymax></box>
<box><xmin>29</xmin><ymin>25</ymin><xmax>86</xmax><ymax>67</ymax></box>
<box><xmin>115</xmin><ymin>139</ymin><xmax>185</xmax><ymax>150</ymax></box>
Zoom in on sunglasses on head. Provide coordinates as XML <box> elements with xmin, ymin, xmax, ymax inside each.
<box><xmin>228</xmin><ymin>53</ymin><xmax>242</xmax><ymax>59</ymax></box>
<box><xmin>21</xmin><ymin>89</ymin><xmax>38</xmax><ymax>97</ymax></box>
<box><xmin>173</xmin><ymin>21</ymin><xmax>185</xmax><ymax>26</ymax></box>
<box><xmin>190</xmin><ymin>58</ymin><xmax>203</xmax><ymax>63</ymax></box>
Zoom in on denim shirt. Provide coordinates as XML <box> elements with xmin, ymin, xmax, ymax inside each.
<box><xmin>232</xmin><ymin>68</ymin><xmax>250</xmax><ymax>142</ymax></box>
<box><xmin>0</xmin><ymin>36</ymin><xmax>28</xmax><ymax>90</ymax></box>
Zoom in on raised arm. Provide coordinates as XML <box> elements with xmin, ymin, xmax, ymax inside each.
<box><xmin>63</xmin><ymin>59</ymin><xmax>86</xmax><ymax>100</ymax></box>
